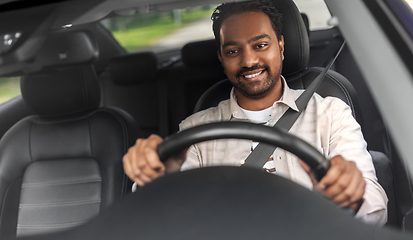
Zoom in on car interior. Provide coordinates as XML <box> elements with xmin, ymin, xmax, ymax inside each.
<box><xmin>0</xmin><ymin>0</ymin><xmax>413</xmax><ymax>239</ymax></box>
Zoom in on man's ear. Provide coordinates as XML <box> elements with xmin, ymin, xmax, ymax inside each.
<box><xmin>217</xmin><ymin>51</ymin><xmax>226</xmax><ymax>74</ymax></box>
<box><xmin>279</xmin><ymin>35</ymin><xmax>285</xmax><ymax>61</ymax></box>
<box><xmin>217</xmin><ymin>51</ymin><xmax>223</xmax><ymax>63</ymax></box>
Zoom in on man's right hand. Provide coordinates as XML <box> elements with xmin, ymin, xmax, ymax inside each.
<box><xmin>123</xmin><ymin>134</ymin><xmax>186</xmax><ymax>187</ymax></box>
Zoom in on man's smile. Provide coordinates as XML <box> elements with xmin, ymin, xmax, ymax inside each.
<box><xmin>243</xmin><ymin>70</ymin><xmax>264</xmax><ymax>79</ymax></box>
<box><xmin>238</xmin><ymin>68</ymin><xmax>267</xmax><ymax>81</ymax></box>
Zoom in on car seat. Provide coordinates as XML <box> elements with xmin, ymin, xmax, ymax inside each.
<box><xmin>0</xmin><ymin>31</ymin><xmax>140</xmax><ymax>238</ymax></box>
<box><xmin>105</xmin><ymin>52</ymin><xmax>165</xmax><ymax>137</ymax></box>
<box><xmin>192</xmin><ymin>0</ymin><xmax>398</xmax><ymax>228</ymax></box>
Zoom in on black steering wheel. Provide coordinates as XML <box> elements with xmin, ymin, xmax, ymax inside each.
<box><xmin>157</xmin><ymin>121</ymin><xmax>330</xmax><ymax>181</ymax></box>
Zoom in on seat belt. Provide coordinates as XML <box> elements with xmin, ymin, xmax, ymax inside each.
<box><xmin>242</xmin><ymin>41</ymin><xmax>346</xmax><ymax>168</ymax></box>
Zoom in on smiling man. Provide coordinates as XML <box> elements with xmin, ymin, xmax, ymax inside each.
<box><xmin>216</xmin><ymin>12</ymin><xmax>284</xmax><ymax>111</ymax></box>
<box><xmin>123</xmin><ymin>0</ymin><xmax>388</xmax><ymax>225</ymax></box>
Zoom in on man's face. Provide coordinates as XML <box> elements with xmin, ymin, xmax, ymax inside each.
<box><xmin>218</xmin><ymin>11</ymin><xmax>284</xmax><ymax>99</ymax></box>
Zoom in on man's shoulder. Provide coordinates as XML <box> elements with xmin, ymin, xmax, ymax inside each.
<box><xmin>289</xmin><ymin>88</ymin><xmax>348</xmax><ymax>107</ymax></box>
<box><xmin>313</xmin><ymin>92</ymin><xmax>350</xmax><ymax>108</ymax></box>
<box><xmin>304</xmin><ymin>91</ymin><xmax>352</xmax><ymax>118</ymax></box>
<box><xmin>179</xmin><ymin>99</ymin><xmax>231</xmax><ymax>131</ymax></box>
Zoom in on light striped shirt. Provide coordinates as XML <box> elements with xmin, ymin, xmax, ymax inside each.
<box><xmin>179</xmin><ymin>77</ymin><xmax>388</xmax><ymax>226</ymax></box>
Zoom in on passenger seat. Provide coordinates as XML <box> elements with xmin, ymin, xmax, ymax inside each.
<box><xmin>0</xmin><ymin>31</ymin><xmax>140</xmax><ymax>238</ymax></box>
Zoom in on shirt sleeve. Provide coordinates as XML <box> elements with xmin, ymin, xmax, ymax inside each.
<box><xmin>178</xmin><ymin>118</ymin><xmax>203</xmax><ymax>171</ymax></box>
<box><xmin>180</xmin><ymin>145</ymin><xmax>202</xmax><ymax>171</ymax></box>
<box><xmin>328</xmin><ymin>98</ymin><xmax>388</xmax><ymax>226</ymax></box>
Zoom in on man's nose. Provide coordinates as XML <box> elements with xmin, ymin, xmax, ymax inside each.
<box><xmin>241</xmin><ymin>48</ymin><xmax>259</xmax><ymax>68</ymax></box>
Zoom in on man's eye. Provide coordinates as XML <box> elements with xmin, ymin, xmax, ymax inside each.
<box><xmin>226</xmin><ymin>49</ymin><xmax>238</xmax><ymax>55</ymax></box>
<box><xmin>256</xmin><ymin>43</ymin><xmax>268</xmax><ymax>49</ymax></box>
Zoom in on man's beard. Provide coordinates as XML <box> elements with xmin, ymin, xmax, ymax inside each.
<box><xmin>232</xmin><ymin>62</ymin><xmax>282</xmax><ymax>99</ymax></box>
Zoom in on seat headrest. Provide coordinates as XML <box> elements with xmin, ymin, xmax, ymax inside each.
<box><xmin>272</xmin><ymin>0</ymin><xmax>309</xmax><ymax>76</ymax></box>
<box><xmin>182</xmin><ymin>39</ymin><xmax>220</xmax><ymax>67</ymax></box>
<box><xmin>0</xmin><ymin>30</ymin><xmax>98</xmax><ymax>76</ymax></box>
<box><xmin>109</xmin><ymin>52</ymin><xmax>158</xmax><ymax>85</ymax></box>
<box><xmin>25</xmin><ymin>30</ymin><xmax>98</xmax><ymax>73</ymax></box>
<box><xmin>181</xmin><ymin>0</ymin><xmax>309</xmax><ymax>76</ymax></box>
<box><xmin>21</xmin><ymin>65</ymin><xmax>100</xmax><ymax>117</ymax></box>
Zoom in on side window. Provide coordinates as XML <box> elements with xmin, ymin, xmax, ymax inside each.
<box><xmin>0</xmin><ymin>77</ymin><xmax>20</xmax><ymax>105</ymax></box>
<box><xmin>383</xmin><ymin>0</ymin><xmax>413</xmax><ymax>39</ymax></box>
<box><xmin>293</xmin><ymin>0</ymin><xmax>332</xmax><ymax>30</ymax></box>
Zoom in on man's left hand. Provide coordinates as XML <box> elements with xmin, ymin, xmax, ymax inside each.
<box><xmin>299</xmin><ymin>155</ymin><xmax>366</xmax><ymax>212</ymax></box>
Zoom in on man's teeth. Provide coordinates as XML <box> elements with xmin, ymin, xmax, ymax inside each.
<box><xmin>244</xmin><ymin>71</ymin><xmax>263</xmax><ymax>79</ymax></box>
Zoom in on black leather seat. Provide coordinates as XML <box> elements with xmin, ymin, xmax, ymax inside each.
<box><xmin>0</xmin><ymin>32</ymin><xmax>140</xmax><ymax>238</ymax></box>
<box><xmin>193</xmin><ymin>0</ymin><xmax>397</xmax><ymax>227</ymax></box>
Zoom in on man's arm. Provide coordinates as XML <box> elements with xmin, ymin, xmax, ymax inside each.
<box><xmin>311</xmin><ymin>98</ymin><xmax>388</xmax><ymax>225</ymax></box>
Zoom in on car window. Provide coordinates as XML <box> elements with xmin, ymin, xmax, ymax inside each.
<box><xmin>293</xmin><ymin>0</ymin><xmax>332</xmax><ymax>30</ymax></box>
<box><xmin>382</xmin><ymin>0</ymin><xmax>413</xmax><ymax>42</ymax></box>
<box><xmin>0</xmin><ymin>77</ymin><xmax>20</xmax><ymax>105</ymax></box>
<box><xmin>407</xmin><ymin>0</ymin><xmax>413</xmax><ymax>9</ymax></box>
<box><xmin>101</xmin><ymin>0</ymin><xmax>332</xmax><ymax>53</ymax></box>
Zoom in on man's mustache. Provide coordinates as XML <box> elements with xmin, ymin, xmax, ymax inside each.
<box><xmin>236</xmin><ymin>64</ymin><xmax>269</xmax><ymax>78</ymax></box>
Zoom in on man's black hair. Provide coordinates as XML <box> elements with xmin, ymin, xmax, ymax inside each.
<box><xmin>211</xmin><ymin>0</ymin><xmax>283</xmax><ymax>52</ymax></box>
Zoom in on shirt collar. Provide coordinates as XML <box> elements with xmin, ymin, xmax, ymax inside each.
<box><xmin>227</xmin><ymin>76</ymin><xmax>299</xmax><ymax>120</ymax></box>
<box><xmin>278</xmin><ymin>76</ymin><xmax>299</xmax><ymax>112</ymax></box>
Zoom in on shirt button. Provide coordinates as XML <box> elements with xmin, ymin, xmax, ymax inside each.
<box><xmin>240</xmin><ymin>159</ymin><xmax>245</xmax><ymax>164</ymax></box>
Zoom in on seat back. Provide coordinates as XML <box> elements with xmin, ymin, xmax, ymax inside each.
<box><xmin>0</xmin><ymin>31</ymin><xmax>140</xmax><ymax>238</ymax></box>
<box><xmin>369</xmin><ymin>151</ymin><xmax>398</xmax><ymax>227</ymax></box>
